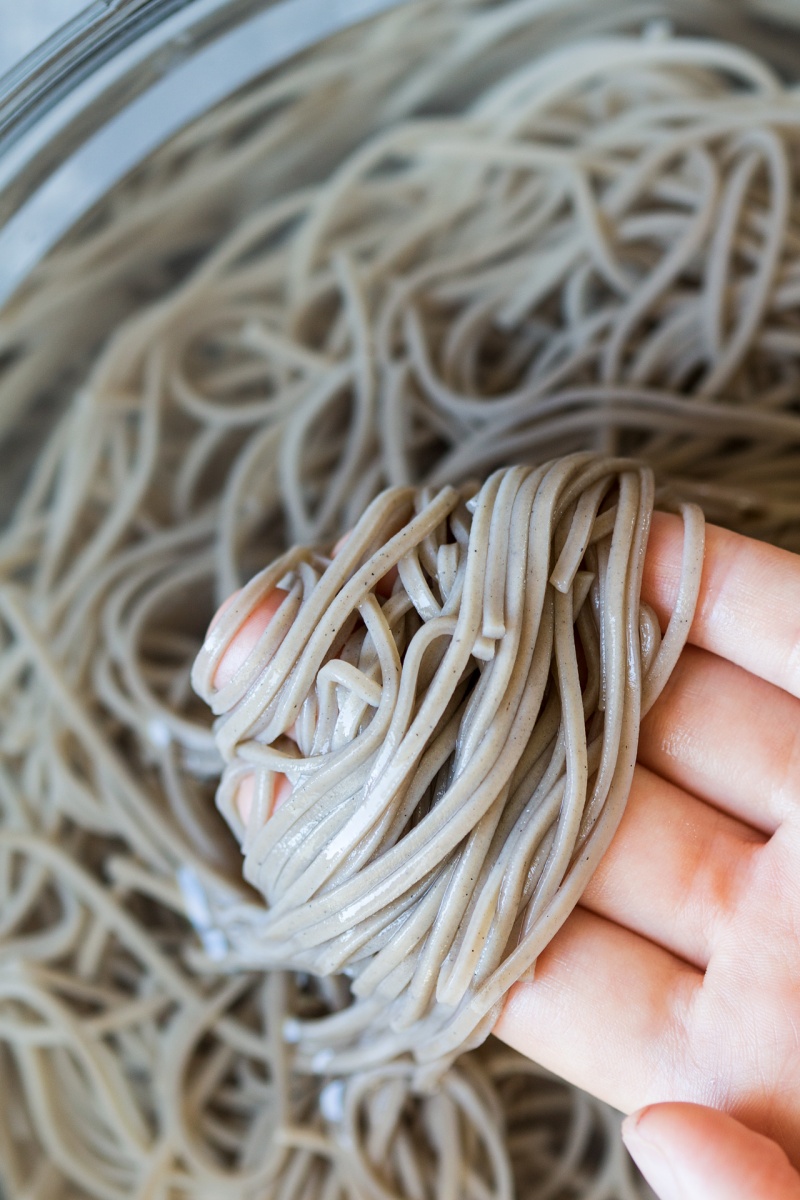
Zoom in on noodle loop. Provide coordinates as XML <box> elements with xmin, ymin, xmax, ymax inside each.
<box><xmin>192</xmin><ymin>458</ymin><xmax>703</xmax><ymax>1078</ymax></box>
<box><xmin>7</xmin><ymin>0</ymin><xmax>800</xmax><ymax>1193</ymax></box>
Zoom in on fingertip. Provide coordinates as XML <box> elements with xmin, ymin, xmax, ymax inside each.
<box><xmin>642</xmin><ymin>511</ymin><xmax>685</xmax><ymax>630</ymax></box>
<box><xmin>212</xmin><ymin>587</ymin><xmax>289</xmax><ymax>689</ymax></box>
<box><xmin>622</xmin><ymin>1103</ymin><xmax>800</xmax><ymax>1200</ymax></box>
<box><xmin>644</xmin><ymin>510</ymin><xmax>800</xmax><ymax>698</ymax></box>
<box><xmin>235</xmin><ymin>773</ymin><xmax>255</xmax><ymax>823</ymax></box>
<box><xmin>207</xmin><ymin>587</ymin><xmax>242</xmax><ymax>636</ymax></box>
<box><xmin>235</xmin><ymin>772</ymin><xmax>292</xmax><ymax>824</ymax></box>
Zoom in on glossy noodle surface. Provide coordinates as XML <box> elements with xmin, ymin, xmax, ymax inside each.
<box><xmin>2</xmin><ymin>2</ymin><xmax>800</xmax><ymax>1196</ymax></box>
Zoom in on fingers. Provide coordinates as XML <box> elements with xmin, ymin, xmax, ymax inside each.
<box><xmin>639</xmin><ymin>645</ymin><xmax>800</xmax><ymax>835</ymax></box>
<box><xmin>622</xmin><ymin>1103</ymin><xmax>800</xmax><ymax>1199</ymax></box>
<box><xmin>208</xmin><ymin>587</ymin><xmax>242</xmax><ymax>632</ymax></box>
<box><xmin>494</xmin><ymin>906</ymin><xmax>701</xmax><ymax>1113</ymax></box>
<box><xmin>207</xmin><ymin>527</ymin><xmax>399</xmax><ymax>827</ymax></box>
<box><xmin>644</xmin><ymin>513</ymin><xmax>800</xmax><ymax>700</ymax></box>
<box><xmin>580</xmin><ymin>763</ymin><xmax>764</xmax><ymax>969</ymax></box>
<box><xmin>235</xmin><ymin>771</ymin><xmax>293</xmax><ymax>824</ymax></box>
<box><xmin>207</xmin><ymin>587</ymin><xmax>294</xmax><ymax>822</ymax></box>
<box><xmin>211</xmin><ymin>587</ymin><xmax>289</xmax><ymax>689</ymax></box>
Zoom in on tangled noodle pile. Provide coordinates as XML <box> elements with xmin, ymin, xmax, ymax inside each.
<box><xmin>2</xmin><ymin>1</ymin><xmax>800</xmax><ymax>1196</ymax></box>
<box><xmin>192</xmin><ymin>458</ymin><xmax>702</xmax><ymax>1084</ymax></box>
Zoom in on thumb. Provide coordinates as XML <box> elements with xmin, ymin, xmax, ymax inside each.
<box><xmin>622</xmin><ymin>1102</ymin><xmax>800</xmax><ymax>1200</ymax></box>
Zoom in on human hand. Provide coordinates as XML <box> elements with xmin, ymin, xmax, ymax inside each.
<box><xmin>621</xmin><ymin>1101</ymin><xmax>800</xmax><ymax>1199</ymax></box>
<box><xmin>207</xmin><ymin>512</ymin><xmax>800</xmax><ymax>1186</ymax></box>
<box><xmin>495</xmin><ymin>515</ymin><xmax>800</xmax><ymax>1176</ymax></box>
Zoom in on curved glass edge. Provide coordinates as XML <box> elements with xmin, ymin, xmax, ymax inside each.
<box><xmin>0</xmin><ymin>1</ymin><xmax>194</xmax><ymax>148</ymax></box>
<box><xmin>0</xmin><ymin>0</ymin><xmax>405</xmax><ymax>307</ymax></box>
<box><xmin>0</xmin><ymin>0</ymin><xmax>265</xmax><ymax>192</ymax></box>
<box><xmin>0</xmin><ymin>0</ymin><xmax>93</xmax><ymax>90</ymax></box>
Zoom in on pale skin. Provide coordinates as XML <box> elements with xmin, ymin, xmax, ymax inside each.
<box><xmin>210</xmin><ymin>514</ymin><xmax>800</xmax><ymax>1198</ymax></box>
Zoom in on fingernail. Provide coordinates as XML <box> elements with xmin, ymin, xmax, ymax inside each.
<box><xmin>622</xmin><ymin>1109</ymin><xmax>686</xmax><ymax>1200</ymax></box>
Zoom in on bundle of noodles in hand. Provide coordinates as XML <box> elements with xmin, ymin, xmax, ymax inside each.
<box><xmin>191</xmin><ymin>453</ymin><xmax>704</xmax><ymax>1081</ymax></box>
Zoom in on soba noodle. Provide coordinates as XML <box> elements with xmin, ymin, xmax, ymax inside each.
<box><xmin>191</xmin><ymin>459</ymin><xmax>703</xmax><ymax>1083</ymax></box>
<box><xmin>1</xmin><ymin>1</ymin><xmax>799</xmax><ymax>1196</ymax></box>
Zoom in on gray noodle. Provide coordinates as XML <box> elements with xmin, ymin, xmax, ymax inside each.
<box><xmin>191</xmin><ymin>457</ymin><xmax>702</xmax><ymax>1086</ymax></box>
<box><xmin>2</xmin><ymin>1</ymin><xmax>800</xmax><ymax>1197</ymax></box>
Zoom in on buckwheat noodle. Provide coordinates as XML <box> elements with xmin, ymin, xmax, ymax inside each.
<box><xmin>1</xmin><ymin>1</ymin><xmax>799</xmax><ymax>1197</ymax></box>
<box><xmin>191</xmin><ymin>456</ymin><xmax>703</xmax><ymax>1086</ymax></box>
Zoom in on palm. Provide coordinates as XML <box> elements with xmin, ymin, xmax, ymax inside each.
<box><xmin>495</xmin><ymin>514</ymin><xmax>800</xmax><ymax>1167</ymax></box>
